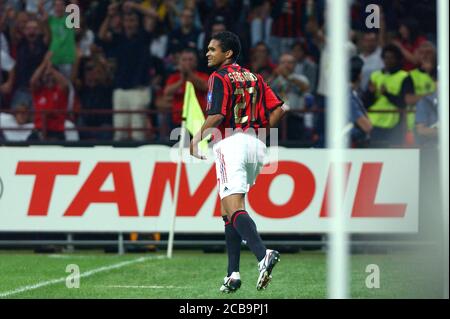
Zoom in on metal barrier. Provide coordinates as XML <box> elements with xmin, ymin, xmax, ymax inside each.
<box><xmin>0</xmin><ymin>107</ymin><xmax>418</xmax><ymax>147</ymax></box>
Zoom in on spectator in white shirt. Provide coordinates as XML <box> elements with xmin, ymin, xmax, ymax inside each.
<box><xmin>358</xmin><ymin>32</ymin><xmax>384</xmax><ymax>91</ymax></box>
<box><xmin>0</xmin><ymin>103</ymin><xmax>79</xmax><ymax>142</ymax></box>
<box><xmin>0</xmin><ymin>104</ymin><xmax>34</xmax><ymax>141</ymax></box>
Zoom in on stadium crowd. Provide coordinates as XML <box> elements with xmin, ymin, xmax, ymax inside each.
<box><xmin>0</xmin><ymin>0</ymin><xmax>439</xmax><ymax>148</ymax></box>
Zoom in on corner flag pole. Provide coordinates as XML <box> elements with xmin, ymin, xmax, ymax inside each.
<box><xmin>167</xmin><ymin>118</ymin><xmax>187</xmax><ymax>259</ymax></box>
<box><xmin>167</xmin><ymin>81</ymin><xmax>206</xmax><ymax>258</ymax></box>
<box><xmin>326</xmin><ymin>0</ymin><xmax>350</xmax><ymax>299</ymax></box>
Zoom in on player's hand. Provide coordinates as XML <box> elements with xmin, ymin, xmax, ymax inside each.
<box><xmin>190</xmin><ymin>140</ymin><xmax>206</xmax><ymax>160</ymax></box>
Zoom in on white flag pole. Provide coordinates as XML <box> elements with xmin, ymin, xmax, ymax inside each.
<box><xmin>326</xmin><ymin>0</ymin><xmax>350</xmax><ymax>299</ymax></box>
<box><xmin>437</xmin><ymin>0</ymin><xmax>449</xmax><ymax>299</ymax></box>
<box><xmin>167</xmin><ymin>109</ymin><xmax>188</xmax><ymax>259</ymax></box>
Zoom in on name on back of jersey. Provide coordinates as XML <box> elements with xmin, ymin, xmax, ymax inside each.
<box><xmin>227</xmin><ymin>71</ymin><xmax>258</xmax><ymax>83</ymax></box>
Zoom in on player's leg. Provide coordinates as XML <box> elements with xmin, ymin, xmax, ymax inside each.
<box><xmin>220</xmin><ymin>204</ymin><xmax>242</xmax><ymax>293</ymax></box>
<box><xmin>245</xmin><ymin>134</ymin><xmax>281</xmax><ymax>290</ymax></box>
<box><xmin>222</xmin><ymin>204</ymin><xmax>242</xmax><ymax>277</ymax></box>
<box><xmin>216</xmin><ymin>133</ymin><xmax>279</xmax><ymax>290</ymax></box>
<box><xmin>222</xmin><ymin>194</ymin><xmax>267</xmax><ymax>262</ymax></box>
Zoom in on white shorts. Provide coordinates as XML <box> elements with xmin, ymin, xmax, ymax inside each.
<box><xmin>213</xmin><ymin>132</ymin><xmax>267</xmax><ymax>199</ymax></box>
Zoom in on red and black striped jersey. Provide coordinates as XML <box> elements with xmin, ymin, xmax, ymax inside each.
<box><xmin>206</xmin><ymin>63</ymin><xmax>283</xmax><ymax>138</ymax></box>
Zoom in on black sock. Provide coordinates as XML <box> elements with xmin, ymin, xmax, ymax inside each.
<box><xmin>231</xmin><ymin>210</ymin><xmax>266</xmax><ymax>261</ymax></box>
<box><xmin>223</xmin><ymin>216</ymin><xmax>241</xmax><ymax>276</ymax></box>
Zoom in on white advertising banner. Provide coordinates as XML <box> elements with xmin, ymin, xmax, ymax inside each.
<box><xmin>0</xmin><ymin>146</ymin><xmax>419</xmax><ymax>233</ymax></box>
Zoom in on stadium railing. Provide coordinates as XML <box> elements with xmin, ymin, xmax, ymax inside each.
<box><xmin>0</xmin><ymin>108</ymin><xmax>419</xmax><ymax>148</ymax></box>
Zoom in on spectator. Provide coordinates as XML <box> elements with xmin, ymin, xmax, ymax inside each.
<box><xmin>358</xmin><ymin>31</ymin><xmax>384</xmax><ymax>91</ymax></box>
<box><xmin>0</xmin><ymin>5</ymin><xmax>14</xmax><ymax>53</ymax></box>
<box><xmin>0</xmin><ymin>32</ymin><xmax>9</xmax><ymax>55</ymax></box>
<box><xmin>10</xmin><ymin>17</ymin><xmax>49</xmax><ymax>109</ymax></box>
<box><xmin>365</xmin><ymin>44</ymin><xmax>414</xmax><ymax>147</ymax></box>
<box><xmin>8</xmin><ymin>10</ymin><xmax>29</xmax><ymax>54</ymax></box>
<box><xmin>198</xmin><ymin>15</ymin><xmax>227</xmax><ymax>55</ymax></box>
<box><xmin>309</xmin><ymin>16</ymin><xmax>356</xmax><ymax>99</ymax></box>
<box><xmin>46</xmin><ymin>0</ymin><xmax>76</xmax><ymax>78</ymax></box>
<box><xmin>0</xmin><ymin>102</ymin><xmax>78</xmax><ymax>141</ymax></box>
<box><xmin>269</xmin><ymin>0</ymin><xmax>307</xmax><ymax>61</ymax></box>
<box><xmin>391</xmin><ymin>17</ymin><xmax>428</xmax><ymax>71</ymax></box>
<box><xmin>249</xmin><ymin>0</ymin><xmax>272</xmax><ymax>46</ymax></box>
<box><xmin>26</xmin><ymin>0</ymin><xmax>54</xmax><ymax>14</ymax></box>
<box><xmin>270</xmin><ymin>53</ymin><xmax>310</xmax><ymax>141</ymax></box>
<box><xmin>29</xmin><ymin>51</ymin><xmax>69</xmax><ymax>141</ymax></box>
<box><xmin>75</xmin><ymin>16</ymin><xmax>95</xmax><ymax>58</ymax></box>
<box><xmin>349</xmin><ymin>56</ymin><xmax>372</xmax><ymax>148</ymax></box>
<box><xmin>96</xmin><ymin>1</ymin><xmax>123</xmax><ymax>59</ymax></box>
<box><xmin>197</xmin><ymin>0</ymin><xmax>250</xmax><ymax>62</ymax></box>
<box><xmin>0</xmin><ymin>47</ymin><xmax>15</xmax><ymax>108</ymax></box>
<box><xmin>2</xmin><ymin>1</ymin><xmax>22</xmax><ymax>12</ymax></box>
<box><xmin>163</xmin><ymin>48</ymin><xmax>208</xmax><ymax>130</ymax></box>
<box><xmin>247</xmin><ymin>41</ymin><xmax>276</xmax><ymax>82</ymax></box>
<box><xmin>291</xmin><ymin>40</ymin><xmax>318</xmax><ymax>94</ymax></box>
<box><xmin>167</xmin><ymin>8</ymin><xmax>200</xmax><ymax>56</ymax></box>
<box><xmin>72</xmin><ymin>50</ymin><xmax>114</xmax><ymax>141</ymax></box>
<box><xmin>415</xmin><ymin>89</ymin><xmax>438</xmax><ymax>148</ymax></box>
<box><xmin>0</xmin><ymin>103</ymin><xmax>34</xmax><ymax>141</ymax></box>
<box><xmin>143</xmin><ymin>9</ymin><xmax>169</xmax><ymax>60</ymax></box>
<box><xmin>99</xmin><ymin>2</ymin><xmax>157</xmax><ymax>141</ymax></box>
<box><xmin>64</xmin><ymin>118</ymin><xmax>79</xmax><ymax>141</ymax></box>
<box><xmin>141</xmin><ymin>0</ymin><xmax>178</xmax><ymax>30</ymax></box>
<box><xmin>405</xmin><ymin>42</ymin><xmax>437</xmax><ymax>141</ymax></box>
<box><xmin>198</xmin><ymin>0</ymin><xmax>242</xmax><ymax>34</ymax></box>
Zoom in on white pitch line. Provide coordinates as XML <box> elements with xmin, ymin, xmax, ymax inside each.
<box><xmin>0</xmin><ymin>255</ymin><xmax>166</xmax><ymax>298</ymax></box>
<box><xmin>47</xmin><ymin>254</ymin><xmax>97</xmax><ymax>259</ymax></box>
<box><xmin>103</xmin><ymin>285</ymin><xmax>190</xmax><ymax>289</ymax></box>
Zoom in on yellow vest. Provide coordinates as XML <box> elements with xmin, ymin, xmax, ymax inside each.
<box><xmin>368</xmin><ymin>70</ymin><xmax>409</xmax><ymax>129</ymax></box>
<box><xmin>408</xmin><ymin>69</ymin><xmax>436</xmax><ymax>130</ymax></box>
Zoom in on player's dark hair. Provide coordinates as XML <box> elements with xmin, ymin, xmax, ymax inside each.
<box><xmin>350</xmin><ymin>56</ymin><xmax>364</xmax><ymax>83</ymax></box>
<box><xmin>211</xmin><ymin>31</ymin><xmax>241</xmax><ymax>61</ymax></box>
<box><xmin>381</xmin><ymin>44</ymin><xmax>403</xmax><ymax>63</ymax></box>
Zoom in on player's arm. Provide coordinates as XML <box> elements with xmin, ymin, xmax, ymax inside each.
<box><xmin>261</xmin><ymin>75</ymin><xmax>288</xmax><ymax>127</ymax></box>
<box><xmin>269</xmin><ymin>104</ymin><xmax>288</xmax><ymax>128</ymax></box>
<box><xmin>190</xmin><ymin>74</ymin><xmax>227</xmax><ymax>159</ymax></box>
<box><xmin>190</xmin><ymin>114</ymin><xmax>224</xmax><ymax>159</ymax></box>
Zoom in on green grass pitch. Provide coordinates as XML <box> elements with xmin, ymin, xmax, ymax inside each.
<box><xmin>0</xmin><ymin>249</ymin><xmax>442</xmax><ymax>299</ymax></box>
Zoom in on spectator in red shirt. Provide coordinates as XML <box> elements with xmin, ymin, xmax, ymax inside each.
<box><xmin>391</xmin><ymin>18</ymin><xmax>427</xmax><ymax>71</ymax></box>
<box><xmin>29</xmin><ymin>51</ymin><xmax>69</xmax><ymax>141</ymax></box>
<box><xmin>163</xmin><ymin>48</ymin><xmax>208</xmax><ymax>129</ymax></box>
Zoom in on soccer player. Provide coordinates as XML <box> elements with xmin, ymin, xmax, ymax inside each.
<box><xmin>190</xmin><ymin>31</ymin><xmax>288</xmax><ymax>292</ymax></box>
